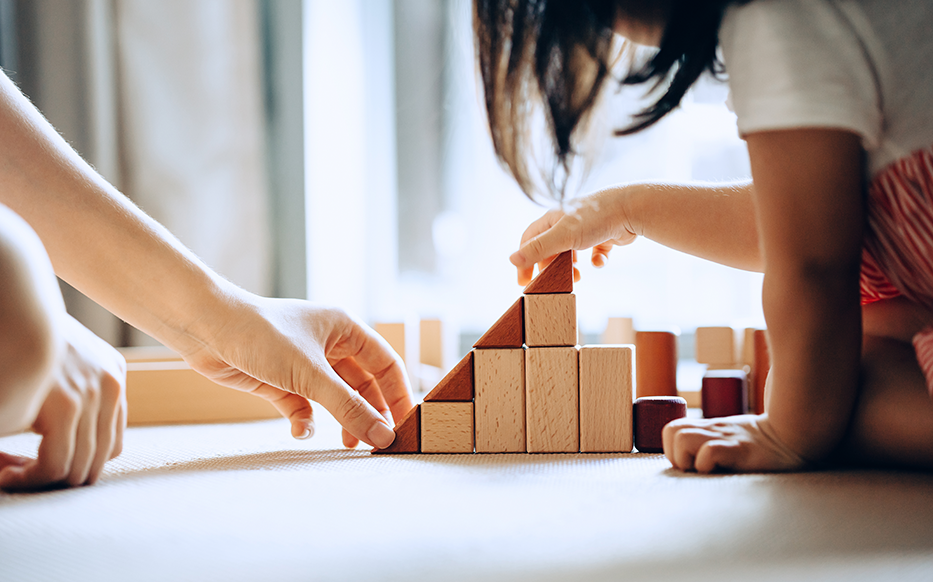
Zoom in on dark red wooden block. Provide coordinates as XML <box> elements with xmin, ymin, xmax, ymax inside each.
<box><xmin>701</xmin><ymin>369</ymin><xmax>748</xmax><ymax>419</ymax></box>
<box><xmin>633</xmin><ymin>396</ymin><xmax>687</xmax><ymax>453</ymax></box>
<box><xmin>523</xmin><ymin>250</ymin><xmax>573</xmax><ymax>294</ymax></box>
<box><xmin>424</xmin><ymin>351</ymin><xmax>474</xmax><ymax>402</ymax></box>
<box><xmin>372</xmin><ymin>404</ymin><xmax>420</xmax><ymax>454</ymax></box>
<box><xmin>473</xmin><ymin>297</ymin><xmax>524</xmax><ymax>348</ymax></box>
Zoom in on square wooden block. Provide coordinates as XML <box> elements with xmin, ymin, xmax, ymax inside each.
<box><xmin>579</xmin><ymin>345</ymin><xmax>633</xmax><ymax>453</ymax></box>
<box><xmin>421</xmin><ymin>402</ymin><xmax>474</xmax><ymax>453</ymax></box>
<box><xmin>474</xmin><ymin>348</ymin><xmax>525</xmax><ymax>453</ymax></box>
<box><xmin>695</xmin><ymin>326</ymin><xmax>740</xmax><ymax>366</ymax></box>
<box><xmin>526</xmin><ymin>347</ymin><xmax>579</xmax><ymax>453</ymax></box>
<box><xmin>524</xmin><ymin>294</ymin><xmax>577</xmax><ymax>347</ymax></box>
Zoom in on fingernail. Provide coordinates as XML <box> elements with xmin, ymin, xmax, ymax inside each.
<box><xmin>368</xmin><ymin>421</ymin><xmax>396</xmax><ymax>449</ymax></box>
<box><xmin>295</xmin><ymin>421</ymin><xmax>315</xmax><ymax>440</ymax></box>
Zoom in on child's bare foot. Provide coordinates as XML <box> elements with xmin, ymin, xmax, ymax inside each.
<box><xmin>662</xmin><ymin>414</ymin><xmax>807</xmax><ymax>473</ymax></box>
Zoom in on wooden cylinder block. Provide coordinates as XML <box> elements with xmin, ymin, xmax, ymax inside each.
<box><xmin>635</xmin><ymin>331</ymin><xmax>678</xmax><ymax>398</ymax></box>
<box><xmin>701</xmin><ymin>369</ymin><xmax>748</xmax><ymax>418</ymax></box>
<box><xmin>633</xmin><ymin>396</ymin><xmax>686</xmax><ymax>453</ymax></box>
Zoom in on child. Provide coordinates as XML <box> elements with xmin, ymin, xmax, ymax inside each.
<box><xmin>474</xmin><ymin>0</ymin><xmax>933</xmax><ymax>471</ymax></box>
<box><xmin>0</xmin><ymin>70</ymin><xmax>410</xmax><ymax>492</ymax></box>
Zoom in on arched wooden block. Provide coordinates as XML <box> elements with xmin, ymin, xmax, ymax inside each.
<box><xmin>523</xmin><ymin>250</ymin><xmax>573</xmax><ymax>294</ymax></box>
<box><xmin>473</xmin><ymin>297</ymin><xmax>524</xmax><ymax>348</ymax></box>
<box><xmin>633</xmin><ymin>396</ymin><xmax>687</xmax><ymax>453</ymax></box>
<box><xmin>372</xmin><ymin>404</ymin><xmax>420</xmax><ymax>454</ymax></box>
<box><xmin>702</xmin><ymin>369</ymin><xmax>748</xmax><ymax>418</ymax></box>
<box><xmin>424</xmin><ymin>351</ymin><xmax>474</xmax><ymax>402</ymax></box>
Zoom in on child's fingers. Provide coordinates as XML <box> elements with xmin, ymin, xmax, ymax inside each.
<box><xmin>694</xmin><ymin>440</ymin><xmax>743</xmax><ymax>474</ymax></box>
<box><xmin>591</xmin><ymin>244</ymin><xmax>612</xmax><ymax>267</ymax></box>
<box><xmin>0</xmin><ymin>452</ymin><xmax>29</xmax><ymax>470</ymax></box>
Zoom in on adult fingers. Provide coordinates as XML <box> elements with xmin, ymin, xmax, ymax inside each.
<box><xmin>332</xmin><ymin>357</ymin><xmax>392</xmax><ymax>450</ymax></box>
<box><xmin>305</xmin><ymin>364</ymin><xmax>396</xmax><ymax>449</ymax></box>
<box><xmin>250</xmin><ymin>382</ymin><xmax>316</xmax><ymax>440</ymax></box>
<box><xmin>110</xmin><ymin>395</ymin><xmax>126</xmax><ymax>460</ymax></box>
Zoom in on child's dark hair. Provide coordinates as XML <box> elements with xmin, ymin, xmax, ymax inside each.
<box><xmin>473</xmin><ymin>0</ymin><xmax>745</xmax><ymax>199</ymax></box>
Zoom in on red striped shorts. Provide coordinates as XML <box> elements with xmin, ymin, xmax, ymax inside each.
<box><xmin>860</xmin><ymin>145</ymin><xmax>933</xmax><ymax>395</ymax></box>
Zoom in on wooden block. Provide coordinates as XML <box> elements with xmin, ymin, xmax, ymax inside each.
<box><xmin>751</xmin><ymin>329</ymin><xmax>770</xmax><ymax>414</ymax></box>
<box><xmin>372</xmin><ymin>404</ymin><xmax>420</xmax><ymax>454</ymax></box>
<box><xmin>579</xmin><ymin>345</ymin><xmax>633</xmax><ymax>453</ymax></box>
<box><xmin>677</xmin><ymin>388</ymin><xmax>702</xmax><ymax>409</ymax></box>
<box><xmin>474</xmin><ymin>297</ymin><xmax>524</xmax><ymax>348</ymax></box>
<box><xmin>635</xmin><ymin>331</ymin><xmax>678</xmax><ymax>398</ymax></box>
<box><xmin>633</xmin><ymin>396</ymin><xmax>686</xmax><ymax>453</ymax></box>
<box><xmin>524</xmin><ymin>293</ymin><xmax>577</xmax><ymax>347</ymax></box>
<box><xmin>420</xmin><ymin>318</ymin><xmax>443</xmax><ymax>368</ymax></box>
<box><xmin>126</xmin><ymin>361</ymin><xmax>280</xmax><ymax>425</ymax></box>
<box><xmin>695</xmin><ymin>326</ymin><xmax>740</xmax><ymax>366</ymax></box>
<box><xmin>421</xmin><ymin>402</ymin><xmax>474</xmax><ymax>453</ymax></box>
<box><xmin>474</xmin><ymin>348</ymin><xmax>525</xmax><ymax>452</ymax></box>
<box><xmin>424</xmin><ymin>351</ymin><xmax>474</xmax><ymax>402</ymax></box>
<box><xmin>741</xmin><ymin>327</ymin><xmax>757</xmax><ymax>367</ymax></box>
<box><xmin>523</xmin><ymin>250</ymin><xmax>573</xmax><ymax>294</ymax></box>
<box><xmin>601</xmin><ymin>317</ymin><xmax>635</xmax><ymax>345</ymax></box>
<box><xmin>702</xmin><ymin>369</ymin><xmax>748</xmax><ymax>418</ymax></box>
<box><xmin>375</xmin><ymin>322</ymin><xmax>406</xmax><ymax>361</ymax></box>
<box><xmin>525</xmin><ymin>347</ymin><xmax>579</xmax><ymax>453</ymax></box>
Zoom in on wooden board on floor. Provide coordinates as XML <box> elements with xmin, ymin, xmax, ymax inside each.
<box><xmin>525</xmin><ymin>347</ymin><xmax>579</xmax><ymax>453</ymax></box>
<box><xmin>421</xmin><ymin>402</ymin><xmax>474</xmax><ymax>453</ymax></box>
<box><xmin>474</xmin><ymin>348</ymin><xmax>525</xmax><ymax>452</ymax></box>
<box><xmin>579</xmin><ymin>345</ymin><xmax>633</xmax><ymax>453</ymax></box>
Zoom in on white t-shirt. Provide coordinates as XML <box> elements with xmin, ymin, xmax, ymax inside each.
<box><xmin>720</xmin><ymin>0</ymin><xmax>933</xmax><ymax>177</ymax></box>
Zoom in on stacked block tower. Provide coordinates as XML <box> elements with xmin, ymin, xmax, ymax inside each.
<box><xmin>375</xmin><ymin>251</ymin><xmax>634</xmax><ymax>455</ymax></box>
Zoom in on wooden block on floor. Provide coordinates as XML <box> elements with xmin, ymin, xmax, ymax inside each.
<box><xmin>375</xmin><ymin>322</ymin><xmax>406</xmax><ymax>361</ymax></box>
<box><xmin>420</xmin><ymin>318</ymin><xmax>443</xmax><ymax>368</ymax></box>
<box><xmin>702</xmin><ymin>369</ymin><xmax>748</xmax><ymax>418</ymax></box>
<box><xmin>523</xmin><ymin>250</ymin><xmax>573</xmax><ymax>294</ymax></box>
<box><xmin>677</xmin><ymin>388</ymin><xmax>702</xmax><ymax>409</ymax></box>
<box><xmin>579</xmin><ymin>345</ymin><xmax>633</xmax><ymax>453</ymax></box>
<box><xmin>635</xmin><ymin>331</ymin><xmax>678</xmax><ymax>398</ymax></box>
<box><xmin>633</xmin><ymin>396</ymin><xmax>687</xmax><ymax>453</ymax></box>
<box><xmin>421</xmin><ymin>402</ymin><xmax>474</xmax><ymax>453</ymax></box>
<box><xmin>424</xmin><ymin>351</ymin><xmax>473</xmax><ymax>402</ymax></box>
<box><xmin>524</xmin><ymin>293</ymin><xmax>577</xmax><ymax>347</ymax></box>
<box><xmin>126</xmin><ymin>361</ymin><xmax>280</xmax><ymax>425</ymax></box>
<box><xmin>474</xmin><ymin>297</ymin><xmax>524</xmax><ymax>348</ymax></box>
<box><xmin>372</xmin><ymin>404</ymin><xmax>420</xmax><ymax>454</ymax></box>
<box><xmin>474</xmin><ymin>348</ymin><xmax>525</xmax><ymax>452</ymax></box>
<box><xmin>751</xmin><ymin>329</ymin><xmax>770</xmax><ymax>414</ymax></box>
<box><xmin>601</xmin><ymin>317</ymin><xmax>635</xmax><ymax>345</ymax></box>
<box><xmin>525</xmin><ymin>347</ymin><xmax>579</xmax><ymax>453</ymax></box>
<box><xmin>695</xmin><ymin>326</ymin><xmax>740</xmax><ymax>366</ymax></box>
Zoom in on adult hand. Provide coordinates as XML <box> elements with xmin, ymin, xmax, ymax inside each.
<box><xmin>181</xmin><ymin>294</ymin><xmax>414</xmax><ymax>450</ymax></box>
<box><xmin>0</xmin><ymin>315</ymin><xmax>126</xmax><ymax>491</ymax></box>
<box><xmin>509</xmin><ymin>187</ymin><xmax>638</xmax><ymax>285</ymax></box>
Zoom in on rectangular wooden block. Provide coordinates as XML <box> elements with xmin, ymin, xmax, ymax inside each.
<box><xmin>695</xmin><ymin>326</ymin><xmax>740</xmax><ymax>366</ymax></box>
<box><xmin>579</xmin><ymin>345</ymin><xmax>633</xmax><ymax>453</ymax></box>
<box><xmin>420</xmin><ymin>318</ymin><xmax>443</xmax><ymax>368</ymax></box>
<box><xmin>524</xmin><ymin>293</ymin><xmax>577</xmax><ymax>347</ymax></box>
<box><xmin>526</xmin><ymin>347</ymin><xmax>579</xmax><ymax>453</ymax></box>
<box><xmin>474</xmin><ymin>348</ymin><xmax>525</xmax><ymax>452</ymax></box>
<box><xmin>126</xmin><ymin>361</ymin><xmax>280</xmax><ymax>425</ymax></box>
<box><xmin>421</xmin><ymin>402</ymin><xmax>474</xmax><ymax>453</ymax></box>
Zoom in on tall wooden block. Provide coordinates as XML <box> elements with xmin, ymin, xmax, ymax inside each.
<box><xmin>523</xmin><ymin>250</ymin><xmax>573</xmax><ymax>294</ymax></box>
<box><xmin>695</xmin><ymin>326</ymin><xmax>740</xmax><ymax>366</ymax></box>
<box><xmin>420</xmin><ymin>318</ymin><xmax>443</xmax><ymax>368</ymax></box>
<box><xmin>474</xmin><ymin>348</ymin><xmax>525</xmax><ymax>452</ymax></box>
<box><xmin>525</xmin><ymin>347</ymin><xmax>579</xmax><ymax>453</ymax></box>
<box><xmin>751</xmin><ymin>329</ymin><xmax>770</xmax><ymax>414</ymax></box>
<box><xmin>702</xmin><ymin>369</ymin><xmax>747</xmax><ymax>418</ymax></box>
<box><xmin>635</xmin><ymin>331</ymin><xmax>678</xmax><ymax>398</ymax></box>
<box><xmin>372</xmin><ymin>404</ymin><xmax>420</xmax><ymax>454</ymax></box>
<box><xmin>424</xmin><ymin>351</ymin><xmax>474</xmax><ymax>402</ymax></box>
<box><xmin>579</xmin><ymin>345</ymin><xmax>633</xmax><ymax>453</ymax></box>
<box><xmin>474</xmin><ymin>297</ymin><xmax>524</xmax><ymax>348</ymax></box>
<box><xmin>374</xmin><ymin>322</ymin><xmax>406</xmax><ymax>361</ymax></box>
<box><xmin>524</xmin><ymin>294</ymin><xmax>577</xmax><ymax>347</ymax></box>
<box><xmin>421</xmin><ymin>402</ymin><xmax>474</xmax><ymax>453</ymax></box>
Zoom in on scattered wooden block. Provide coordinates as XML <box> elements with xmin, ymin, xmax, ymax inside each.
<box><xmin>421</xmin><ymin>402</ymin><xmax>474</xmax><ymax>453</ymax></box>
<box><xmin>375</xmin><ymin>322</ymin><xmax>406</xmax><ymax>361</ymax></box>
<box><xmin>424</xmin><ymin>351</ymin><xmax>474</xmax><ymax>402</ymax></box>
<box><xmin>633</xmin><ymin>396</ymin><xmax>687</xmax><ymax>453</ymax></box>
<box><xmin>601</xmin><ymin>317</ymin><xmax>635</xmax><ymax>345</ymax></box>
<box><xmin>372</xmin><ymin>404</ymin><xmax>420</xmax><ymax>454</ymax></box>
<box><xmin>635</xmin><ymin>331</ymin><xmax>678</xmax><ymax>398</ymax></box>
<box><xmin>579</xmin><ymin>345</ymin><xmax>633</xmax><ymax>453</ymax></box>
<box><xmin>419</xmin><ymin>318</ymin><xmax>444</xmax><ymax>368</ymax></box>
<box><xmin>751</xmin><ymin>329</ymin><xmax>770</xmax><ymax>414</ymax></box>
<box><xmin>695</xmin><ymin>326</ymin><xmax>741</xmax><ymax>366</ymax></box>
<box><xmin>524</xmin><ymin>293</ymin><xmax>577</xmax><ymax>347</ymax></box>
<box><xmin>474</xmin><ymin>348</ymin><xmax>526</xmax><ymax>452</ymax></box>
<box><xmin>474</xmin><ymin>297</ymin><xmax>524</xmax><ymax>348</ymax></box>
<box><xmin>677</xmin><ymin>388</ymin><xmax>702</xmax><ymax>409</ymax></box>
<box><xmin>525</xmin><ymin>347</ymin><xmax>579</xmax><ymax>453</ymax></box>
<box><xmin>701</xmin><ymin>369</ymin><xmax>748</xmax><ymax>418</ymax></box>
<box><xmin>523</xmin><ymin>250</ymin><xmax>573</xmax><ymax>294</ymax></box>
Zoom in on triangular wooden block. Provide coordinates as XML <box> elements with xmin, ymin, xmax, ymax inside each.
<box><xmin>424</xmin><ymin>351</ymin><xmax>474</xmax><ymax>402</ymax></box>
<box><xmin>372</xmin><ymin>404</ymin><xmax>420</xmax><ymax>454</ymax></box>
<box><xmin>523</xmin><ymin>250</ymin><xmax>573</xmax><ymax>294</ymax></box>
<box><xmin>473</xmin><ymin>297</ymin><xmax>524</xmax><ymax>348</ymax></box>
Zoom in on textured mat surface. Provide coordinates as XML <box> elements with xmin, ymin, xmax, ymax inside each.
<box><xmin>2</xmin><ymin>410</ymin><xmax>933</xmax><ymax>582</ymax></box>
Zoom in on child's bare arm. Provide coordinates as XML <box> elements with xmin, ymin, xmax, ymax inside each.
<box><xmin>510</xmin><ymin>181</ymin><xmax>760</xmax><ymax>285</ymax></box>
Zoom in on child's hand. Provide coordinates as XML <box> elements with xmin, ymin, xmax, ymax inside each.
<box><xmin>661</xmin><ymin>414</ymin><xmax>807</xmax><ymax>473</ymax></box>
<box><xmin>510</xmin><ymin>188</ymin><xmax>638</xmax><ymax>285</ymax></box>
<box><xmin>181</xmin><ymin>295</ymin><xmax>414</xmax><ymax>450</ymax></box>
<box><xmin>0</xmin><ymin>315</ymin><xmax>127</xmax><ymax>491</ymax></box>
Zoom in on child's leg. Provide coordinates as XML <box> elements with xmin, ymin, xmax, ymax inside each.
<box><xmin>0</xmin><ymin>203</ymin><xmax>62</xmax><ymax>435</ymax></box>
